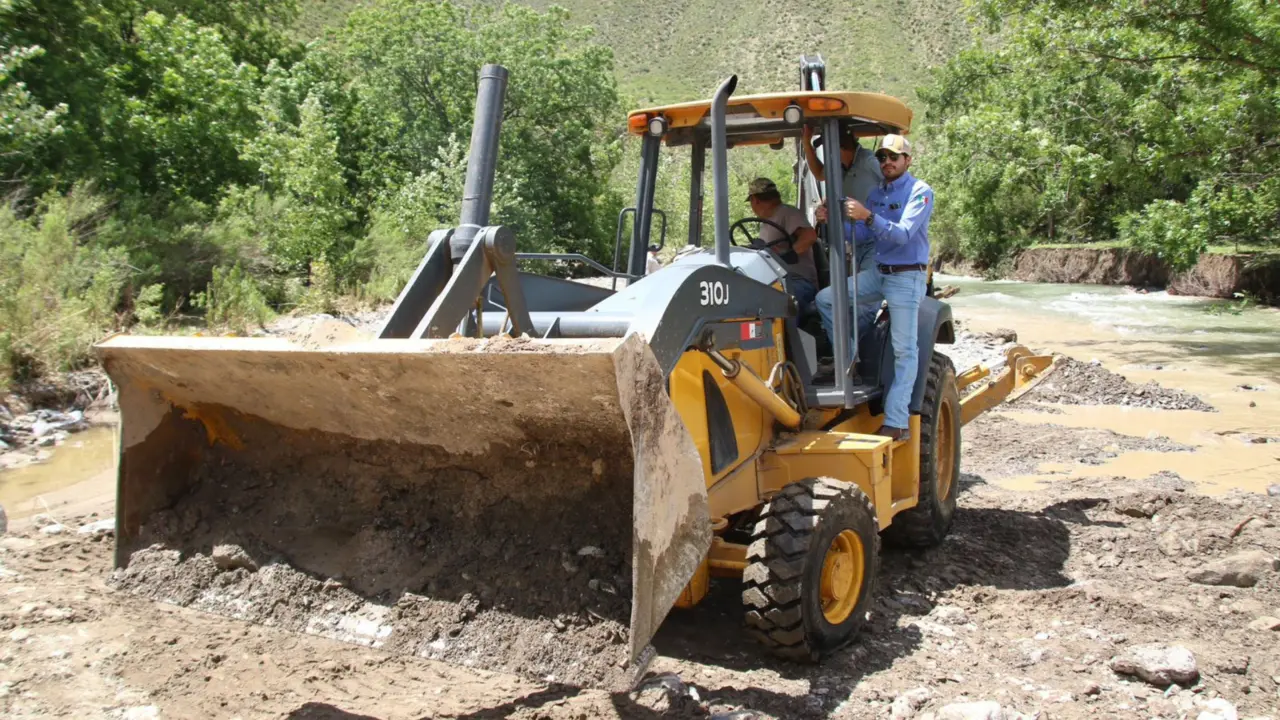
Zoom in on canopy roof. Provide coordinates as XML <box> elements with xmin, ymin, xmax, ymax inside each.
<box><xmin>626</xmin><ymin>91</ymin><xmax>913</xmax><ymax>147</ymax></box>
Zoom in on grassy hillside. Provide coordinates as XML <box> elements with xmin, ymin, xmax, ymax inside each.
<box><xmin>295</xmin><ymin>0</ymin><xmax>972</xmax><ymax>110</ymax></box>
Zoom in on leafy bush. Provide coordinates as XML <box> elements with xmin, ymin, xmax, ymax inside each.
<box><xmin>193</xmin><ymin>264</ymin><xmax>273</xmax><ymax>334</ymax></box>
<box><xmin>0</xmin><ymin>188</ymin><xmax>130</xmax><ymax>384</ymax></box>
<box><xmin>1117</xmin><ymin>200</ymin><xmax>1207</xmax><ymax>273</ymax></box>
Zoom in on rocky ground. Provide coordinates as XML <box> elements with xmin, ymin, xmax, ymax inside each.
<box><xmin>1</xmin><ymin>320</ymin><xmax>1277</xmax><ymax>720</ymax></box>
<box><xmin>3</xmin><ymin>453</ymin><xmax>1277</xmax><ymax>719</ymax></box>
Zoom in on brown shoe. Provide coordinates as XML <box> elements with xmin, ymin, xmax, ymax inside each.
<box><xmin>875</xmin><ymin>425</ymin><xmax>910</xmax><ymax>442</ymax></box>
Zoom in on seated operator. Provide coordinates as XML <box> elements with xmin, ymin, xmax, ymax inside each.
<box><xmin>745</xmin><ymin>177</ymin><xmax>820</xmax><ymax>313</ymax></box>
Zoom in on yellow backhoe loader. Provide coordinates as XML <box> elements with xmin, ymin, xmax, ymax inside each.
<box><xmin>96</xmin><ymin>63</ymin><xmax>1051</xmax><ymax>689</ymax></box>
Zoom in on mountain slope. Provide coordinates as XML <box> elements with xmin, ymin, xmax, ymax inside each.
<box><xmin>295</xmin><ymin>0</ymin><xmax>972</xmax><ymax>109</ymax></box>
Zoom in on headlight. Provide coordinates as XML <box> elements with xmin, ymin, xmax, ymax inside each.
<box><xmin>647</xmin><ymin>116</ymin><xmax>668</xmax><ymax>137</ymax></box>
<box><xmin>783</xmin><ymin>104</ymin><xmax>803</xmax><ymax>124</ymax></box>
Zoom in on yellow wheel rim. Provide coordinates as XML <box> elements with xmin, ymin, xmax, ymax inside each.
<box><xmin>820</xmin><ymin>529</ymin><xmax>865</xmax><ymax>624</ymax></box>
<box><xmin>937</xmin><ymin>398</ymin><xmax>956</xmax><ymax>503</ymax></box>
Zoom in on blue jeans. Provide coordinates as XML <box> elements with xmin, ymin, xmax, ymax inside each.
<box><xmin>814</xmin><ymin>268</ymin><xmax>927</xmax><ymax>429</ymax></box>
<box><xmin>854</xmin><ymin>241</ymin><xmax>876</xmax><ymax>273</ymax></box>
<box><xmin>789</xmin><ymin>276</ymin><xmax>818</xmax><ymax>316</ymax></box>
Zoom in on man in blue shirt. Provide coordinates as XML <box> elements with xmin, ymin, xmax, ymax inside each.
<box><xmin>815</xmin><ymin>134</ymin><xmax>933</xmax><ymax>441</ymax></box>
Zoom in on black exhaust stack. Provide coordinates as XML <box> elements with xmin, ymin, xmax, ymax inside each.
<box><xmin>450</xmin><ymin>64</ymin><xmax>507</xmax><ymax>262</ymax></box>
<box><xmin>709</xmin><ymin>75</ymin><xmax>738</xmax><ymax>268</ymax></box>
<box><xmin>377</xmin><ymin>64</ymin><xmax>534</xmax><ymax>339</ymax></box>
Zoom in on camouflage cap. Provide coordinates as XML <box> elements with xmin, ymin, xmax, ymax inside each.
<box><xmin>745</xmin><ymin>177</ymin><xmax>779</xmax><ymax>200</ymax></box>
<box><xmin>876</xmin><ymin>134</ymin><xmax>912</xmax><ymax>156</ymax></box>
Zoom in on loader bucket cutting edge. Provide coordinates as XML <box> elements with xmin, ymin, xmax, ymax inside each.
<box><xmin>95</xmin><ymin>332</ymin><xmax>711</xmax><ymax>689</ymax></box>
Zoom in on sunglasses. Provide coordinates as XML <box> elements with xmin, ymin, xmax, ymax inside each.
<box><xmin>875</xmin><ymin>151</ymin><xmax>903</xmax><ymax>163</ymax></box>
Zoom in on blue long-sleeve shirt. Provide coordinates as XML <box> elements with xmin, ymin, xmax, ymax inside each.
<box><xmin>852</xmin><ymin>171</ymin><xmax>933</xmax><ymax>266</ymax></box>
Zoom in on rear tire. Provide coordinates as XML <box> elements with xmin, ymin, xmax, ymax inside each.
<box><xmin>742</xmin><ymin>478</ymin><xmax>879</xmax><ymax>661</ymax></box>
<box><xmin>884</xmin><ymin>351</ymin><xmax>960</xmax><ymax>548</ymax></box>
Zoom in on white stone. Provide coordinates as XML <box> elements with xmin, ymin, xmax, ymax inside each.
<box><xmin>77</xmin><ymin>518</ymin><xmax>115</xmax><ymax>536</ymax></box>
<box><xmin>1248</xmin><ymin>616</ymin><xmax>1280</xmax><ymax>632</ymax></box>
<box><xmin>1110</xmin><ymin>644</ymin><xmax>1199</xmax><ymax>686</ymax></box>
<box><xmin>890</xmin><ymin>687</ymin><xmax>934</xmax><ymax>720</ymax></box>
<box><xmin>39</xmin><ymin>523</ymin><xmax>66</xmax><ymax>535</ymax></box>
<box><xmin>930</xmin><ymin>606</ymin><xmax>971</xmax><ymax>625</ymax></box>
<box><xmin>123</xmin><ymin>706</ymin><xmax>160</xmax><ymax>720</ymax></box>
<box><xmin>1196</xmin><ymin>697</ymin><xmax>1239</xmax><ymax>720</ymax></box>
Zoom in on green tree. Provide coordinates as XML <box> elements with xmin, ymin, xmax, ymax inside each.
<box><xmin>0</xmin><ymin>0</ymin><xmax>297</xmax><ymax>199</ymax></box>
<box><xmin>248</xmin><ymin>1</ymin><xmax>626</xmax><ymax>293</ymax></box>
<box><xmin>0</xmin><ymin>45</ymin><xmax>67</xmax><ymax>188</ymax></box>
<box><xmin>922</xmin><ymin>0</ymin><xmax>1280</xmax><ymax>269</ymax></box>
<box><xmin>99</xmin><ymin>11</ymin><xmax>262</xmax><ymax>202</ymax></box>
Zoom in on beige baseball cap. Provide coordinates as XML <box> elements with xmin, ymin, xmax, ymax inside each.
<box><xmin>877</xmin><ymin>134</ymin><xmax>912</xmax><ymax>156</ymax></box>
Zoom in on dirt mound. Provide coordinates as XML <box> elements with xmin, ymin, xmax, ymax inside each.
<box><xmin>1017</xmin><ymin>357</ymin><xmax>1215</xmax><ymax>411</ymax></box>
<box><xmin>109</xmin><ymin>412</ymin><xmax>639</xmax><ymax>690</ymax></box>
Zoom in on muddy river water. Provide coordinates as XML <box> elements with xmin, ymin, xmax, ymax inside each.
<box><xmin>940</xmin><ymin>274</ymin><xmax>1280</xmax><ymax>494</ymax></box>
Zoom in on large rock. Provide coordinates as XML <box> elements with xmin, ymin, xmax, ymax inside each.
<box><xmin>210</xmin><ymin>544</ymin><xmax>258</xmax><ymax>572</ymax></box>
<box><xmin>1247</xmin><ymin>616</ymin><xmax>1280</xmax><ymax>631</ymax></box>
<box><xmin>1187</xmin><ymin>551</ymin><xmax>1279</xmax><ymax>588</ymax></box>
<box><xmin>1112</xmin><ymin>493</ymin><xmax>1174</xmax><ymax>518</ymax></box>
<box><xmin>1109</xmin><ymin>644</ymin><xmax>1199</xmax><ymax>686</ymax></box>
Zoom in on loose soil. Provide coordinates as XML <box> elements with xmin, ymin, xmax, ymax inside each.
<box><xmin>962</xmin><ymin>414</ymin><xmax>1193</xmax><ymax>479</ymax></box>
<box><xmin>110</xmin><ymin>394</ymin><xmax>638</xmax><ymax>691</ymax></box>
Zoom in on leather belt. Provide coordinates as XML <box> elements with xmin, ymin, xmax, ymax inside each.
<box><xmin>878</xmin><ymin>263</ymin><xmax>928</xmax><ymax>274</ymax></box>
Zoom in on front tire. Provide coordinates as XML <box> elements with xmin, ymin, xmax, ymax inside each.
<box><xmin>742</xmin><ymin>478</ymin><xmax>879</xmax><ymax>661</ymax></box>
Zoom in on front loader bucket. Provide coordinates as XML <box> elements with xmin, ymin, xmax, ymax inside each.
<box><xmin>96</xmin><ymin>330</ymin><xmax>710</xmax><ymax>689</ymax></box>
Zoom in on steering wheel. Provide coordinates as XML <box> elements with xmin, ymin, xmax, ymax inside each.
<box><xmin>730</xmin><ymin>216</ymin><xmax>795</xmax><ymax>252</ymax></box>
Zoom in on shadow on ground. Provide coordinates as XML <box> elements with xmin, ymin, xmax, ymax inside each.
<box><xmin>293</xmin><ymin>474</ymin><xmax>1083</xmax><ymax>719</ymax></box>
